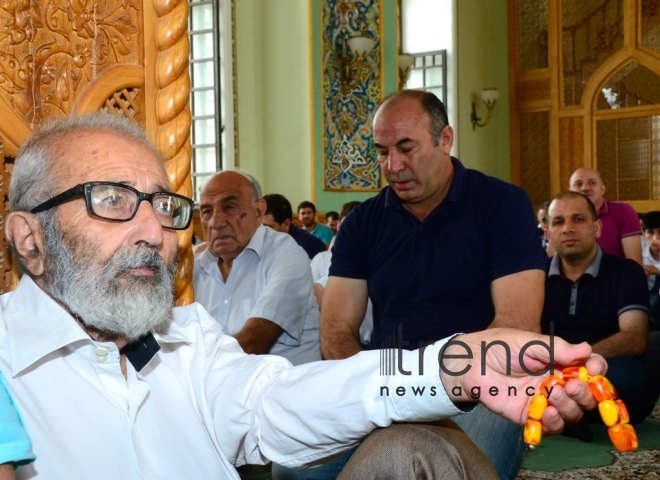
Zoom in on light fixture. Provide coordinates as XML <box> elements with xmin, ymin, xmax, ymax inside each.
<box><xmin>398</xmin><ymin>54</ymin><xmax>414</xmax><ymax>90</ymax></box>
<box><xmin>471</xmin><ymin>88</ymin><xmax>500</xmax><ymax>130</ymax></box>
<box><xmin>339</xmin><ymin>36</ymin><xmax>375</xmax><ymax>94</ymax></box>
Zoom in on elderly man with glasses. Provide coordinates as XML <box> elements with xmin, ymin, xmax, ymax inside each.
<box><xmin>0</xmin><ymin>113</ymin><xmax>607</xmax><ymax>479</ymax></box>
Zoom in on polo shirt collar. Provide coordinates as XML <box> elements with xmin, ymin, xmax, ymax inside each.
<box><xmin>384</xmin><ymin>156</ymin><xmax>465</xmax><ymax>210</ymax></box>
<box><xmin>548</xmin><ymin>246</ymin><xmax>603</xmax><ymax>278</ymax></box>
<box><xmin>597</xmin><ymin>200</ymin><xmax>609</xmax><ymax>216</ymax></box>
<box><xmin>5</xmin><ymin>276</ymin><xmax>189</xmax><ymax>376</ymax></box>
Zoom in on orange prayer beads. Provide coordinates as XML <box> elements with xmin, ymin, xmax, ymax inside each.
<box><xmin>523</xmin><ymin>367</ymin><xmax>638</xmax><ymax>452</ymax></box>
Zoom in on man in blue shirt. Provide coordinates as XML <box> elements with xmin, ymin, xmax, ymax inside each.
<box><xmin>321</xmin><ymin>90</ymin><xmax>547</xmax><ymax>480</ymax></box>
<box><xmin>298</xmin><ymin>201</ymin><xmax>334</xmax><ymax>247</ymax></box>
<box><xmin>263</xmin><ymin>194</ymin><xmax>327</xmax><ymax>260</ymax></box>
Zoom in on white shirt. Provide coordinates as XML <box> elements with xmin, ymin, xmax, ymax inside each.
<box><xmin>642</xmin><ymin>239</ymin><xmax>660</xmax><ymax>290</ymax></box>
<box><xmin>0</xmin><ymin>276</ymin><xmax>462</xmax><ymax>479</ymax></box>
<box><xmin>311</xmin><ymin>250</ymin><xmax>332</xmax><ymax>282</ymax></box>
<box><xmin>193</xmin><ymin>226</ymin><xmax>321</xmax><ymax>365</ymax></box>
<box><xmin>312</xmin><ymin>243</ymin><xmax>373</xmax><ymax>344</ymax></box>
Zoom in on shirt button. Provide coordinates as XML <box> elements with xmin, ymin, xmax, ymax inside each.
<box><xmin>223</xmin><ymin>300</ymin><xmax>229</xmax><ymax>304</ymax></box>
<box><xmin>95</xmin><ymin>347</ymin><xmax>109</xmax><ymax>363</ymax></box>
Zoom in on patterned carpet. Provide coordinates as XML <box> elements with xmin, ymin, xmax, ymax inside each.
<box><xmin>517</xmin><ymin>448</ymin><xmax>660</xmax><ymax>479</ymax></box>
<box><xmin>516</xmin><ymin>404</ymin><xmax>660</xmax><ymax>479</ymax></box>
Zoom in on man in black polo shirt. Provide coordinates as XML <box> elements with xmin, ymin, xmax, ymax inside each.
<box><xmin>321</xmin><ymin>90</ymin><xmax>548</xmax><ymax>480</ymax></box>
<box><xmin>543</xmin><ymin>191</ymin><xmax>655</xmax><ymax>425</ymax></box>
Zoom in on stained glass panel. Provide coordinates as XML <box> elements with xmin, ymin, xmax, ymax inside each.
<box><xmin>597</xmin><ymin>62</ymin><xmax>660</xmax><ymax>109</ymax></box>
<box><xmin>562</xmin><ymin>0</ymin><xmax>623</xmax><ymax>106</ymax></box>
<box><xmin>518</xmin><ymin>0</ymin><xmax>548</xmax><ymax>71</ymax></box>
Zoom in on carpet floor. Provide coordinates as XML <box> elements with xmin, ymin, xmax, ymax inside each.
<box><xmin>517</xmin><ymin>404</ymin><xmax>660</xmax><ymax>479</ymax></box>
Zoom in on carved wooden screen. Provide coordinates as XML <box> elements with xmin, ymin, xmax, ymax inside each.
<box><xmin>0</xmin><ymin>0</ymin><xmax>194</xmax><ymax>304</ymax></box>
<box><xmin>510</xmin><ymin>0</ymin><xmax>660</xmax><ymax>213</ymax></box>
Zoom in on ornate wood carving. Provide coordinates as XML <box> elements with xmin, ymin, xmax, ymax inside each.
<box><xmin>153</xmin><ymin>0</ymin><xmax>194</xmax><ymax>306</ymax></box>
<box><xmin>0</xmin><ymin>0</ymin><xmax>141</xmax><ymax>123</ymax></box>
<box><xmin>0</xmin><ymin>0</ymin><xmax>193</xmax><ymax>303</ymax></box>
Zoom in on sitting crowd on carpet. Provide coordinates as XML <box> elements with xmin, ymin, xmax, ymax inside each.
<box><xmin>0</xmin><ymin>91</ymin><xmax>658</xmax><ymax>480</ymax></box>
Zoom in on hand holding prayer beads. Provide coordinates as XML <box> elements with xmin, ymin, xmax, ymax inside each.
<box><xmin>523</xmin><ymin>367</ymin><xmax>638</xmax><ymax>452</ymax></box>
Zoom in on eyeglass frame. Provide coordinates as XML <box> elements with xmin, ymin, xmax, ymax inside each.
<box><xmin>29</xmin><ymin>181</ymin><xmax>194</xmax><ymax>230</ymax></box>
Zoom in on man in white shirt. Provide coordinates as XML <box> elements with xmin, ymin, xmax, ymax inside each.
<box><xmin>194</xmin><ymin>171</ymin><xmax>320</xmax><ymax>366</ymax></box>
<box><xmin>1</xmin><ymin>113</ymin><xmax>606</xmax><ymax>479</ymax></box>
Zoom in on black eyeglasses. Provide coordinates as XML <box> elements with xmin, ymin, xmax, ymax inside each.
<box><xmin>30</xmin><ymin>182</ymin><xmax>194</xmax><ymax>230</ymax></box>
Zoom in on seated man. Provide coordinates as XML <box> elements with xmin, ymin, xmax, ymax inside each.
<box><xmin>193</xmin><ymin>172</ymin><xmax>321</xmax><ymax>366</ymax></box>
<box><xmin>262</xmin><ymin>193</ymin><xmax>326</xmax><ymax>260</ymax></box>
<box><xmin>569</xmin><ymin>168</ymin><xmax>642</xmax><ymax>264</ymax></box>
<box><xmin>1</xmin><ymin>113</ymin><xmax>606</xmax><ymax>479</ymax></box>
<box><xmin>298</xmin><ymin>200</ymin><xmax>334</xmax><ymax>247</ymax></box>
<box><xmin>642</xmin><ymin>211</ymin><xmax>660</xmax><ymax>330</ymax></box>
<box><xmin>325</xmin><ymin>211</ymin><xmax>340</xmax><ymax>235</ymax></box>
<box><xmin>543</xmin><ymin>191</ymin><xmax>655</xmax><ymax>425</ymax></box>
<box><xmin>322</xmin><ymin>90</ymin><xmax>548</xmax><ymax>480</ymax></box>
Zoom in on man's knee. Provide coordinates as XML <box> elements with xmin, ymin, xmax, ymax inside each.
<box><xmin>337</xmin><ymin>421</ymin><xmax>498</xmax><ymax>480</ymax></box>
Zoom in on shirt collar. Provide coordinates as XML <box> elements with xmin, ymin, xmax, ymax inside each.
<box><xmin>548</xmin><ymin>246</ymin><xmax>603</xmax><ymax>278</ymax></box>
<box><xmin>5</xmin><ymin>276</ymin><xmax>190</xmax><ymax>375</ymax></box>
<box><xmin>197</xmin><ymin>226</ymin><xmax>266</xmax><ymax>277</ymax></box>
<box><xmin>597</xmin><ymin>200</ymin><xmax>609</xmax><ymax>215</ymax></box>
<box><xmin>5</xmin><ymin>276</ymin><xmax>90</xmax><ymax>376</ymax></box>
<box><xmin>384</xmin><ymin>156</ymin><xmax>465</xmax><ymax>209</ymax></box>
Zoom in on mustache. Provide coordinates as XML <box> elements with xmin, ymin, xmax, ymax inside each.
<box><xmin>111</xmin><ymin>246</ymin><xmax>169</xmax><ymax>270</ymax></box>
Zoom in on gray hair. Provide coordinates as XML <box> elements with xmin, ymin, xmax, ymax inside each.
<box><xmin>238</xmin><ymin>171</ymin><xmax>263</xmax><ymax>200</ymax></box>
<box><xmin>202</xmin><ymin>170</ymin><xmax>263</xmax><ymax>201</ymax></box>
<box><xmin>10</xmin><ymin>113</ymin><xmax>160</xmax><ymax>213</ymax></box>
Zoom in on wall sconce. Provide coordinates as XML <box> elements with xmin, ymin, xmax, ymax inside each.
<box><xmin>471</xmin><ymin>88</ymin><xmax>500</xmax><ymax>130</ymax></box>
<box><xmin>398</xmin><ymin>54</ymin><xmax>414</xmax><ymax>90</ymax></box>
<box><xmin>340</xmin><ymin>36</ymin><xmax>375</xmax><ymax>94</ymax></box>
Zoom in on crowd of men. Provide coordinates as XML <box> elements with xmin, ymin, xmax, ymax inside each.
<box><xmin>0</xmin><ymin>90</ymin><xmax>655</xmax><ymax>480</ymax></box>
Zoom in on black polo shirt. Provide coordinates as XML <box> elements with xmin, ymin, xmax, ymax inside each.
<box><xmin>330</xmin><ymin>157</ymin><xmax>547</xmax><ymax>348</ymax></box>
<box><xmin>542</xmin><ymin>248</ymin><xmax>650</xmax><ymax>345</ymax></box>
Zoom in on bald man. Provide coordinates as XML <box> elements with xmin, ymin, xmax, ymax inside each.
<box><xmin>569</xmin><ymin>168</ymin><xmax>642</xmax><ymax>264</ymax></box>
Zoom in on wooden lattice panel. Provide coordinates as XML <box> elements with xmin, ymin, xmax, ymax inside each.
<box><xmin>103</xmin><ymin>88</ymin><xmax>142</xmax><ymax>121</ymax></box>
<box><xmin>558</xmin><ymin>116</ymin><xmax>585</xmax><ymax>189</ymax></box>
<box><xmin>520</xmin><ymin>111</ymin><xmax>551</xmax><ymax>207</ymax></box>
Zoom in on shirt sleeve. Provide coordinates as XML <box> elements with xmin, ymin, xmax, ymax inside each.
<box><xmin>249</xmin><ymin>336</ymin><xmax>463</xmax><ymax>468</ymax></box>
<box><xmin>328</xmin><ymin>210</ymin><xmax>368</xmax><ymax>280</ymax></box>
<box><xmin>485</xmin><ymin>186</ymin><xmax>548</xmax><ymax>281</ymax></box>
<box><xmin>316</xmin><ymin>226</ymin><xmax>334</xmax><ymax>245</ymax></box>
<box><xmin>616</xmin><ymin>260</ymin><xmax>651</xmax><ymax>317</ymax></box>
<box><xmin>617</xmin><ymin>203</ymin><xmax>643</xmax><ymax>238</ymax></box>
<box><xmin>197</xmin><ymin>304</ymin><xmax>463</xmax><ymax>468</ymax></box>
<box><xmin>249</xmin><ymin>244</ymin><xmax>314</xmax><ymax>343</ymax></box>
<box><xmin>0</xmin><ymin>373</ymin><xmax>35</xmax><ymax>467</ymax></box>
